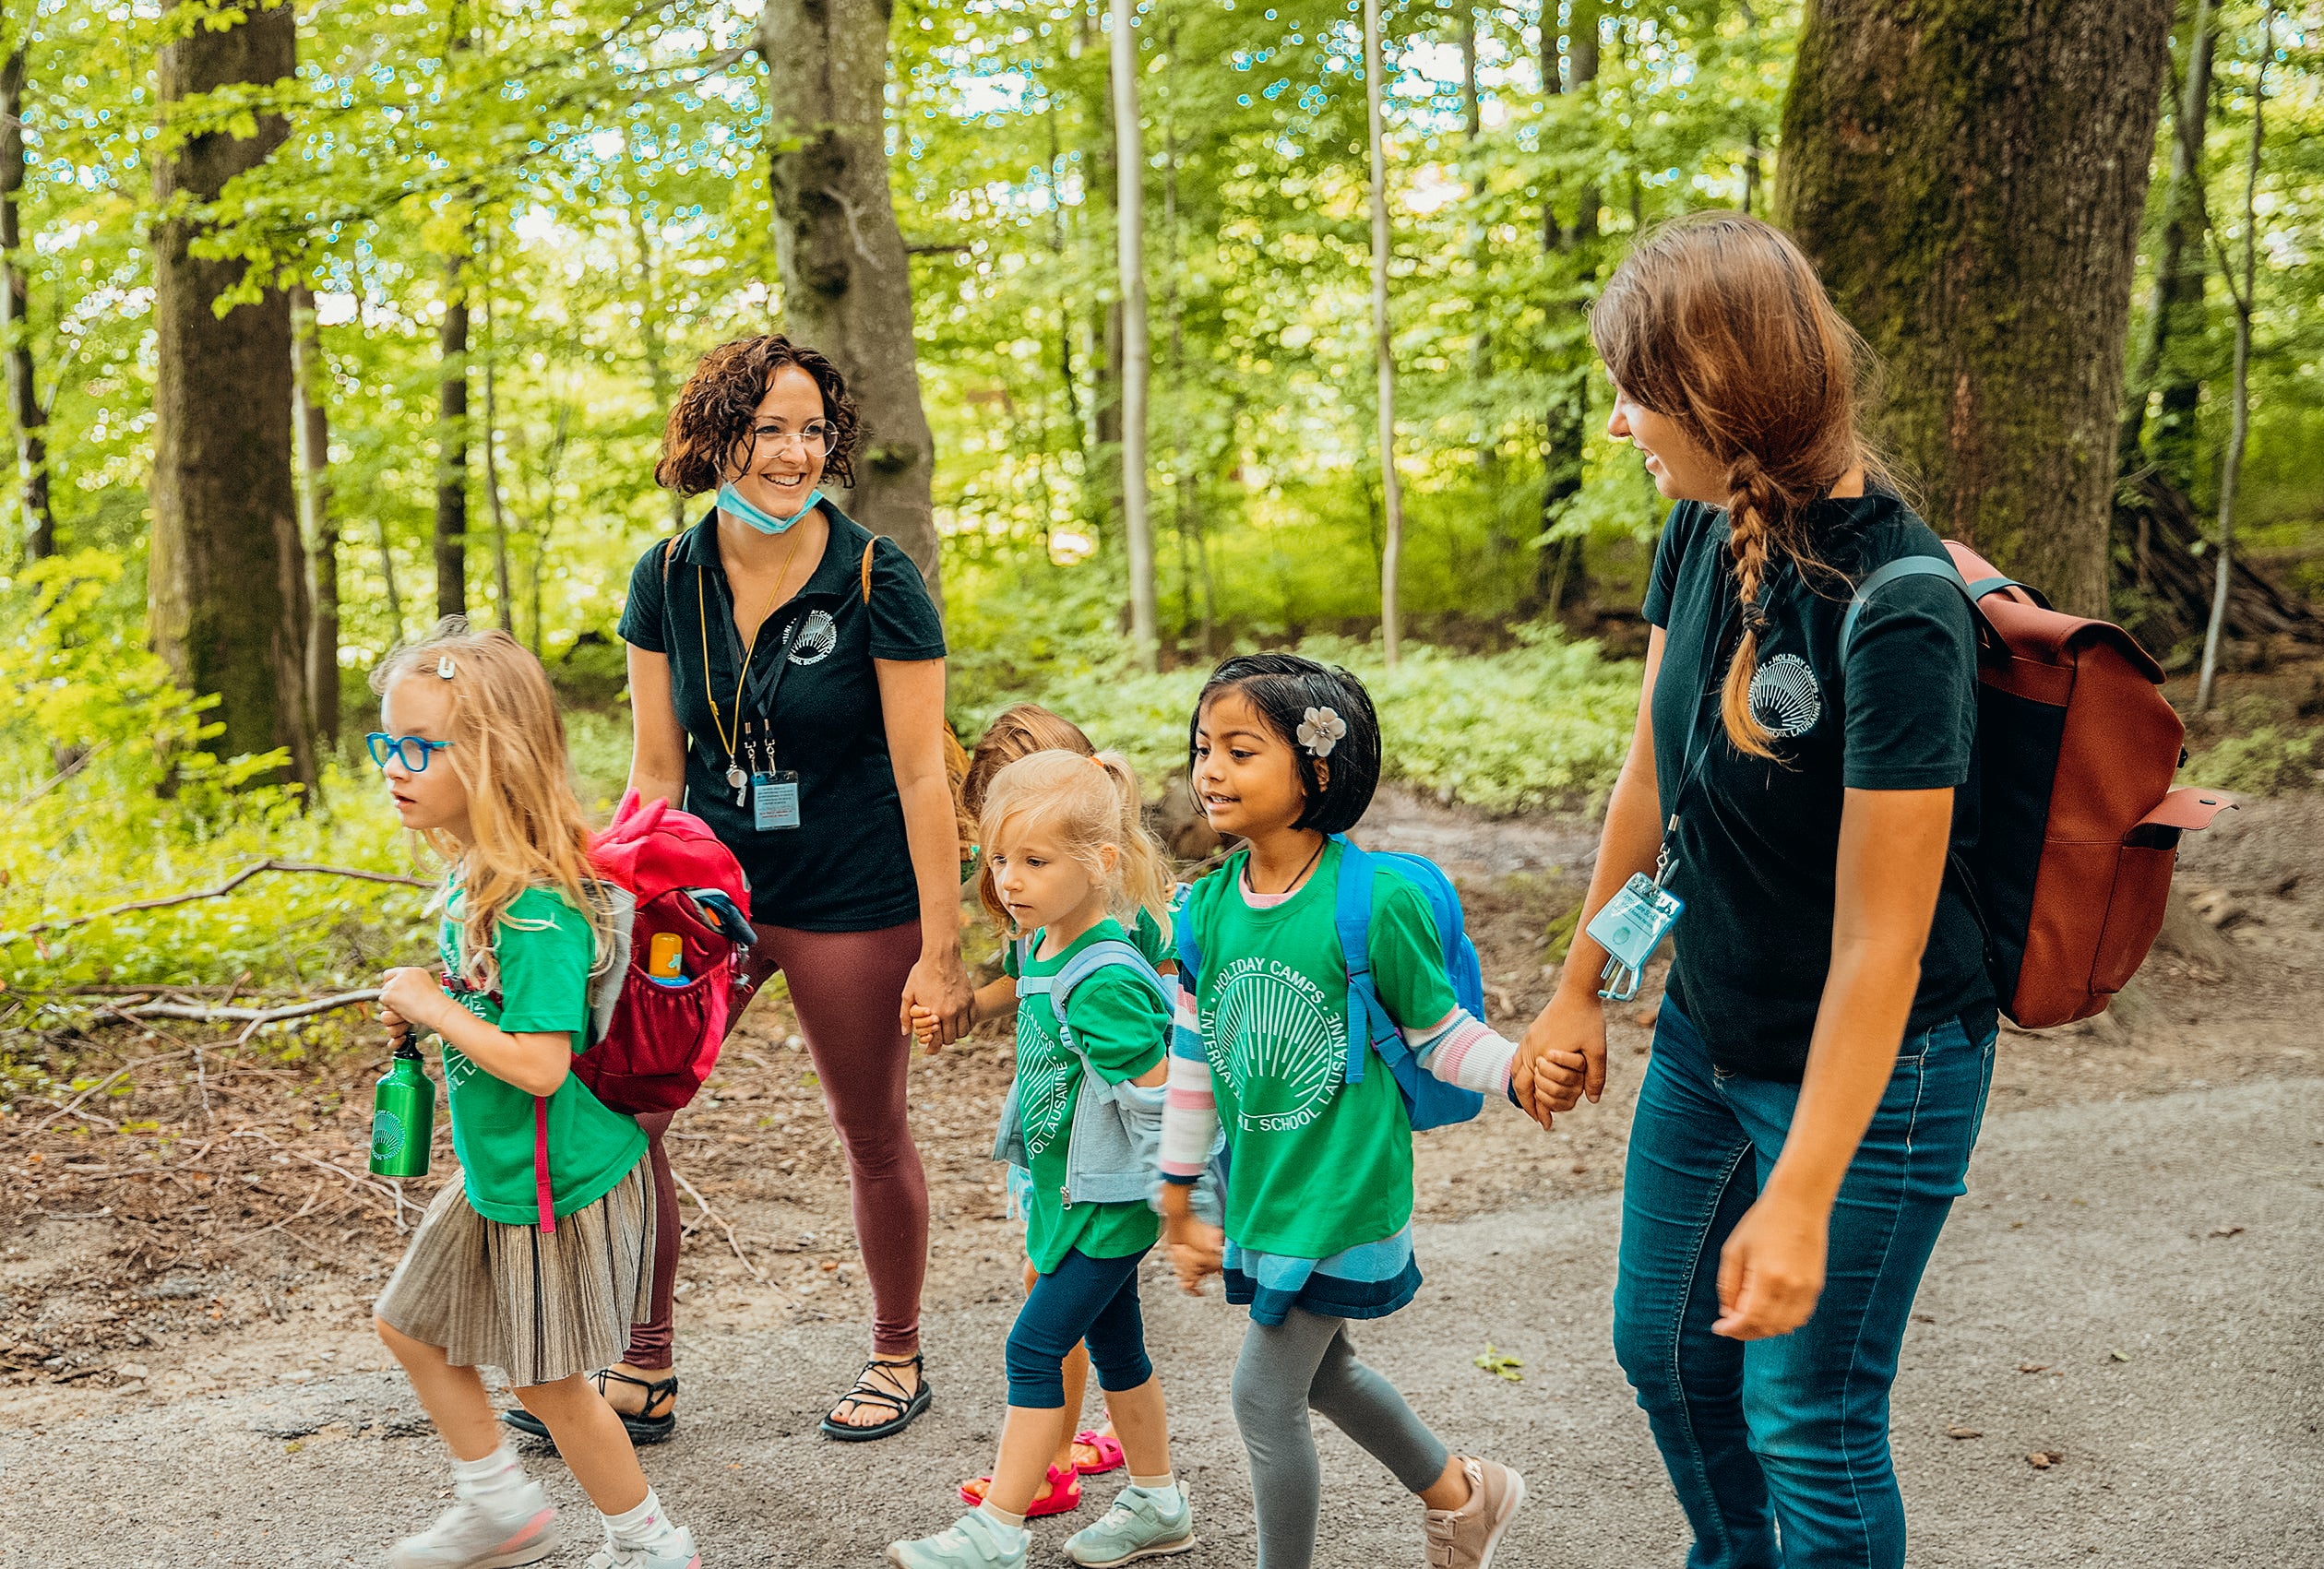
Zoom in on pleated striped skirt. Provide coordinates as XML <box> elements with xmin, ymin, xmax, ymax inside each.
<box><xmin>375</xmin><ymin>1158</ymin><xmax>655</xmax><ymax>1389</ymax></box>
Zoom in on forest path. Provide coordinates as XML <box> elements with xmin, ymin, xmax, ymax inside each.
<box><xmin>2</xmin><ymin>1074</ymin><xmax>2317</xmax><ymax>1568</ymax></box>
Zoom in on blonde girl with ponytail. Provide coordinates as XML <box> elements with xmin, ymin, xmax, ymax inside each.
<box><xmin>366</xmin><ymin>619</ymin><xmax>700</xmax><ymax>1569</ymax></box>
<box><xmin>1520</xmin><ymin>213</ymin><xmax>1996</xmax><ymax>1569</ymax></box>
<box><xmin>896</xmin><ymin>749</ymin><xmax>1194</xmax><ymax>1569</ymax></box>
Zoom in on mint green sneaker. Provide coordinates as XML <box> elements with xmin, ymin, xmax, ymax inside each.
<box><xmin>885</xmin><ymin>1510</ymin><xmax>1029</xmax><ymax>1569</ymax></box>
<box><xmin>1062</xmin><ymin>1484</ymin><xmax>1196</xmax><ymax>1567</ymax></box>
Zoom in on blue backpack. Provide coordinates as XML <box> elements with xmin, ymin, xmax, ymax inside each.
<box><xmin>1176</xmin><ymin>835</ymin><xmax>1488</xmax><ymax>1132</ymax></box>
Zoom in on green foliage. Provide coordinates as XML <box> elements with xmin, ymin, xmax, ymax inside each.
<box><xmin>954</xmin><ymin>580</ymin><xmax>1638</xmax><ymax>814</ymax></box>
<box><xmin>2187</xmin><ymin>725</ymin><xmax>2322</xmax><ymax>797</ymax></box>
<box><xmin>0</xmin><ymin>556</ymin><xmax>435</xmax><ymax>994</ymax></box>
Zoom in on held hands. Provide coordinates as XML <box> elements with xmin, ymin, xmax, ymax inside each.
<box><xmin>908</xmin><ymin>1004</ymin><xmax>942</xmax><ymax>1049</ymax></box>
<box><xmin>1158</xmin><ymin>1183</ymin><xmax>1222</xmax><ymax>1296</ymax></box>
<box><xmin>1712</xmin><ymin>1187</ymin><xmax>1829</xmax><ymax>1340</ymax></box>
<box><xmin>900</xmin><ymin>948</ymin><xmax>975</xmax><ymax>1049</ymax></box>
<box><xmin>1519</xmin><ymin>984</ymin><xmax>1612</xmax><ymax>1124</ymax></box>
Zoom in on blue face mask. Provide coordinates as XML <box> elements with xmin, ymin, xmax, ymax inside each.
<box><xmin>718</xmin><ymin>480</ymin><xmax>823</xmax><ymax>535</ymax></box>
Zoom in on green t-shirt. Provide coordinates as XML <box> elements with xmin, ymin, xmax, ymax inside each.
<box><xmin>437</xmin><ymin>884</ymin><xmax>649</xmax><ymax>1226</ymax></box>
<box><xmin>1014</xmin><ymin>918</ymin><xmax>1169</xmax><ymax>1274</ymax></box>
<box><xmin>1182</xmin><ymin>842</ymin><xmax>1457</xmax><ymax>1257</ymax></box>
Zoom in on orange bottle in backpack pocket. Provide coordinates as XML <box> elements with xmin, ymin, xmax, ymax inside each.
<box><xmin>648</xmin><ymin>930</ymin><xmax>686</xmax><ymax>986</ymax></box>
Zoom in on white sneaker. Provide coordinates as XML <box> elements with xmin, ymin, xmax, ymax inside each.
<box><xmin>586</xmin><ymin>1523</ymin><xmax>702</xmax><ymax>1569</ymax></box>
<box><xmin>387</xmin><ymin>1483</ymin><xmax>557</xmax><ymax>1569</ymax></box>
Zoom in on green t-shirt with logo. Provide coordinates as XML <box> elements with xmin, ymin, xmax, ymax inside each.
<box><xmin>1014</xmin><ymin>919</ymin><xmax>1169</xmax><ymax>1274</ymax></box>
<box><xmin>1181</xmin><ymin>841</ymin><xmax>1458</xmax><ymax>1258</ymax></box>
<box><xmin>437</xmin><ymin>883</ymin><xmax>648</xmax><ymax>1226</ymax></box>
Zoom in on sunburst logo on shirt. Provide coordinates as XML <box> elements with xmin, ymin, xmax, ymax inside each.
<box><xmin>1748</xmin><ymin>653</ymin><xmax>1823</xmax><ymax>739</ymax></box>
<box><xmin>1204</xmin><ymin>957</ymin><xmax>1345</xmax><ymax>1134</ymax></box>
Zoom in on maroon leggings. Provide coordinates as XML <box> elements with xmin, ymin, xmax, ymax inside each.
<box><xmin>624</xmin><ymin>919</ymin><xmax>929</xmax><ymax>1367</ymax></box>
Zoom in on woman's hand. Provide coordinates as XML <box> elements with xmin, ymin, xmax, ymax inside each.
<box><xmin>1712</xmin><ymin>1187</ymin><xmax>1830</xmax><ymax>1340</ymax></box>
<box><xmin>378</xmin><ymin>968</ymin><xmax>448</xmax><ymax>1040</ymax></box>
<box><xmin>1522</xmin><ymin>986</ymin><xmax>1609</xmax><ymax>1111</ymax></box>
<box><xmin>900</xmin><ymin>947</ymin><xmax>974</xmax><ymax>1047</ymax></box>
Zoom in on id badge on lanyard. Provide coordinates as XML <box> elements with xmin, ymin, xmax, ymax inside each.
<box><xmin>727</xmin><ymin>605</ymin><xmax>807</xmax><ymax>831</ymax></box>
<box><xmin>1588</xmin><ymin>605</ymin><xmax>1737</xmax><ymax>1002</ymax></box>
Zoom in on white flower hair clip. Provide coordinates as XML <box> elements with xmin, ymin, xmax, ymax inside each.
<box><xmin>1297</xmin><ymin>706</ymin><xmax>1348</xmax><ymax>758</ymax></box>
<box><xmin>435</xmin><ymin>655</ymin><xmax>458</xmax><ymax>680</ymax></box>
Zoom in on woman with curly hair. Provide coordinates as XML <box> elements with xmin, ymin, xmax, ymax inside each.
<box><xmin>510</xmin><ymin>334</ymin><xmax>971</xmax><ymax>1449</ymax></box>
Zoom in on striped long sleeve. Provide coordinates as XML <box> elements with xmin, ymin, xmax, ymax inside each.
<box><xmin>1404</xmin><ymin>1007</ymin><xmax>1518</xmax><ymax>1096</ymax></box>
<box><xmin>1159</xmin><ymin>972</ymin><xmax>1219</xmax><ymax>1183</ymax></box>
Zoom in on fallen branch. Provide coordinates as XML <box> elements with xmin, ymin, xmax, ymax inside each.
<box><xmin>672</xmin><ymin>1166</ymin><xmax>763</xmax><ymax>1279</ymax></box>
<box><xmin>113</xmin><ymin>991</ymin><xmax>383</xmax><ymax>1049</ymax></box>
<box><xmin>4</xmin><ymin>1048</ymin><xmax>200</xmax><ymax>1139</ymax></box>
<box><xmin>7</xmin><ymin>860</ymin><xmax>434</xmax><ymax>942</ymax></box>
<box><xmin>227</xmin><ymin>1125</ymin><xmax>428</xmax><ymax>1225</ymax></box>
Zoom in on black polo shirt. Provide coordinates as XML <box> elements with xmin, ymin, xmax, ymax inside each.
<box><xmin>1642</xmin><ymin>491</ymin><xmax>1996</xmax><ymax>1082</ymax></box>
<box><xmin>618</xmin><ymin>501</ymin><xmax>947</xmax><ymax>933</ymax></box>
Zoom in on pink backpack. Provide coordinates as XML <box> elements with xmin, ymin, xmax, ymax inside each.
<box><xmin>528</xmin><ymin>790</ymin><xmax>755</xmax><ymax>1231</ymax></box>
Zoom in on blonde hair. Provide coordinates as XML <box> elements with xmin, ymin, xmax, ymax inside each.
<box><xmin>1591</xmin><ymin>212</ymin><xmax>1888</xmax><ymax>761</ymax></box>
<box><xmin>964</xmin><ymin>705</ymin><xmax>1101</xmax><ymax>932</ymax></box>
<box><xmin>370</xmin><ymin>617</ymin><xmax>611</xmax><ymax>991</ymax></box>
<box><xmin>979</xmin><ymin>749</ymin><xmax>1173</xmax><ymax>947</ymax></box>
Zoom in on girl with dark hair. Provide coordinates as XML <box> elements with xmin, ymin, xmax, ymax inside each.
<box><xmin>1155</xmin><ymin>654</ymin><xmax>1568</xmax><ymax>1569</ymax></box>
<box><xmin>1520</xmin><ymin>211</ymin><xmax>1995</xmax><ymax>1569</ymax></box>
<box><xmin>531</xmin><ymin>332</ymin><xmax>971</xmax><ymax>1448</ymax></box>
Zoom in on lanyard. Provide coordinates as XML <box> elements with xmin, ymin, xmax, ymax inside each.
<box><xmin>697</xmin><ymin>567</ymin><xmax>808</xmax><ymax>784</ymax></box>
<box><xmin>1656</xmin><ymin>600</ymin><xmax>1745</xmax><ymax>886</ymax></box>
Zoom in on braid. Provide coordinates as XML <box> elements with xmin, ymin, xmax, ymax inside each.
<box><xmin>1720</xmin><ymin>454</ymin><xmax>1784</xmax><ymax>762</ymax></box>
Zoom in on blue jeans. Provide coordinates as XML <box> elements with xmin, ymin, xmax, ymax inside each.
<box><xmin>1613</xmin><ymin>1004</ymin><xmax>1996</xmax><ymax>1569</ymax></box>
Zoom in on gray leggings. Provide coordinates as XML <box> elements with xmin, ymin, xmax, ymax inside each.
<box><xmin>1229</xmin><ymin>1308</ymin><xmax>1452</xmax><ymax>1569</ymax></box>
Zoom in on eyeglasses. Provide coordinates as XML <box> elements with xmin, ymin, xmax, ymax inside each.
<box><xmin>366</xmin><ymin>732</ymin><xmax>455</xmax><ymax>772</ymax></box>
<box><xmin>749</xmin><ymin>422</ymin><xmax>838</xmax><ymax>458</ymax></box>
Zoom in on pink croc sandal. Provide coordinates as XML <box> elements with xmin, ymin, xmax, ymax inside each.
<box><xmin>1073</xmin><ymin>1429</ymin><xmax>1126</xmax><ymax>1477</ymax></box>
<box><xmin>959</xmin><ymin>1462</ymin><xmax>1082</xmax><ymax>1518</ymax></box>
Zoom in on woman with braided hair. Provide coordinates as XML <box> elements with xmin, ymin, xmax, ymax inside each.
<box><xmin>1516</xmin><ymin>212</ymin><xmax>1995</xmax><ymax>1569</ymax></box>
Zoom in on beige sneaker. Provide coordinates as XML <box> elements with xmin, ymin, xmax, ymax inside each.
<box><xmin>1422</xmin><ymin>1456</ymin><xmax>1525</xmax><ymax>1569</ymax></box>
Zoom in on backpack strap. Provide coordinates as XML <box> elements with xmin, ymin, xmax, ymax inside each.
<box><xmin>1839</xmin><ymin>555</ymin><xmax>1971</xmax><ymax>662</ymax></box>
<box><xmin>861</xmin><ymin>539</ymin><xmax>877</xmax><ymax>603</ymax></box>
<box><xmin>1331</xmin><ymin>837</ymin><xmax>1399</xmax><ymax>1085</ymax></box>
<box><xmin>1018</xmin><ymin>937</ymin><xmax>1169</xmax><ymax>1076</ymax></box>
<box><xmin>532</xmin><ymin>1095</ymin><xmax>555</xmax><ymax>1234</ymax></box>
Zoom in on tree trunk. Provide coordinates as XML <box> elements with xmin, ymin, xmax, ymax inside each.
<box><xmin>290</xmin><ymin>286</ymin><xmax>338</xmax><ymax>755</ymax></box>
<box><xmin>1</xmin><ymin>42</ymin><xmax>52</xmax><ymax>561</ymax></box>
<box><xmin>1536</xmin><ymin>0</ymin><xmax>1599</xmax><ymax>614</ymax></box>
<box><xmin>1111</xmin><ymin>0</ymin><xmax>1157</xmax><ymax>665</ymax></box>
<box><xmin>149</xmin><ymin>2</ymin><xmax>314</xmax><ymax>787</ymax></box>
<box><xmin>757</xmin><ymin>0</ymin><xmax>943</xmax><ymax>604</ymax></box>
<box><xmin>2197</xmin><ymin>4</ymin><xmax>2269</xmax><ymax>713</ymax></box>
<box><xmin>2122</xmin><ymin>0</ymin><xmax>2216</xmax><ymax>483</ymax></box>
<box><xmin>1777</xmin><ymin>0</ymin><xmax>2176</xmax><ymax>617</ymax></box>
<box><xmin>1365</xmin><ymin>0</ymin><xmax>1403</xmax><ymax>666</ymax></box>
<box><xmin>479</xmin><ymin>235</ymin><xmax>514</xmax><ymax>633</ymax></box>
<box><xmin>433</xmin><ymin>241</ymin><xmax>471</xmax><ymax>621</ymax></box>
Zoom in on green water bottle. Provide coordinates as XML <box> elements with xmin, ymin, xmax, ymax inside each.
<box><xmin>369</xmin><ymin>1033</ymin><xmax>436</xmax><ymax>1179</ymax></box>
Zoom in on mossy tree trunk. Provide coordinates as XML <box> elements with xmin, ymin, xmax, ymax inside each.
<box><xmin>757</xmin><ymin>0</ymin><xmax>944</xmax><ymax>606</ymax></box>
<box><xmin>1777</xmin><ymin>0</ymin><xmax>2177</xmax><ymax>616</ymax></box>
<box><xmin>149</xmin><ymin>1</ymin><xmax>314</xmax><ymax>787</ymax></box>
<box><xmin>1</xmin><ymin>40</ymin><xmax>53</xmax><ymax>561</ymax></box>
<box><xmin>291</xmin><ymin>285</ymin><xmax>337</xmax><ymax>755</ymax></box>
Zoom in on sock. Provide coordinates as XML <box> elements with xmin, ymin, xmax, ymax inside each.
<box><xmin>1127</xmin><ymin>1472</ymin><xmax>1177</xmax><ymax>1495</ymax></box>
<box><xmin>603</xmin><ymin>1488</ymin><xmax>682</xmax><ymax>1549</ymax></box>
<box><xmin>448</xmin><ymin>1445</ymin><xmax>532</xmax><ymax>1519</ymax></box>
<box><xmin>977</xmin><ymin>1499</ymin><xmax>1030</xmax><ymax>1533</ymax></box>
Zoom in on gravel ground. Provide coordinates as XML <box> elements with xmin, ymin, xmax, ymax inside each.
<box><xmin>4</xmin><ymin>1074</ymin><xmax>2317</xmax><ymax>1568</ymax></box>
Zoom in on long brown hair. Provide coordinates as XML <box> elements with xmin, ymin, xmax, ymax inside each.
<box><xmin>370</xmin><ymin>619</ymin><xmax>612</xmax><ymax>990</ymax></box>
<box><xmin>963</xmin><ymin>704</ymin><xmax>1100</xmax><ymax>933</ymax></box>
<box><xmin>1591</xmin><ymin>212</ymin><xmax>1883</xmax><ymax>759</ymax></box>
